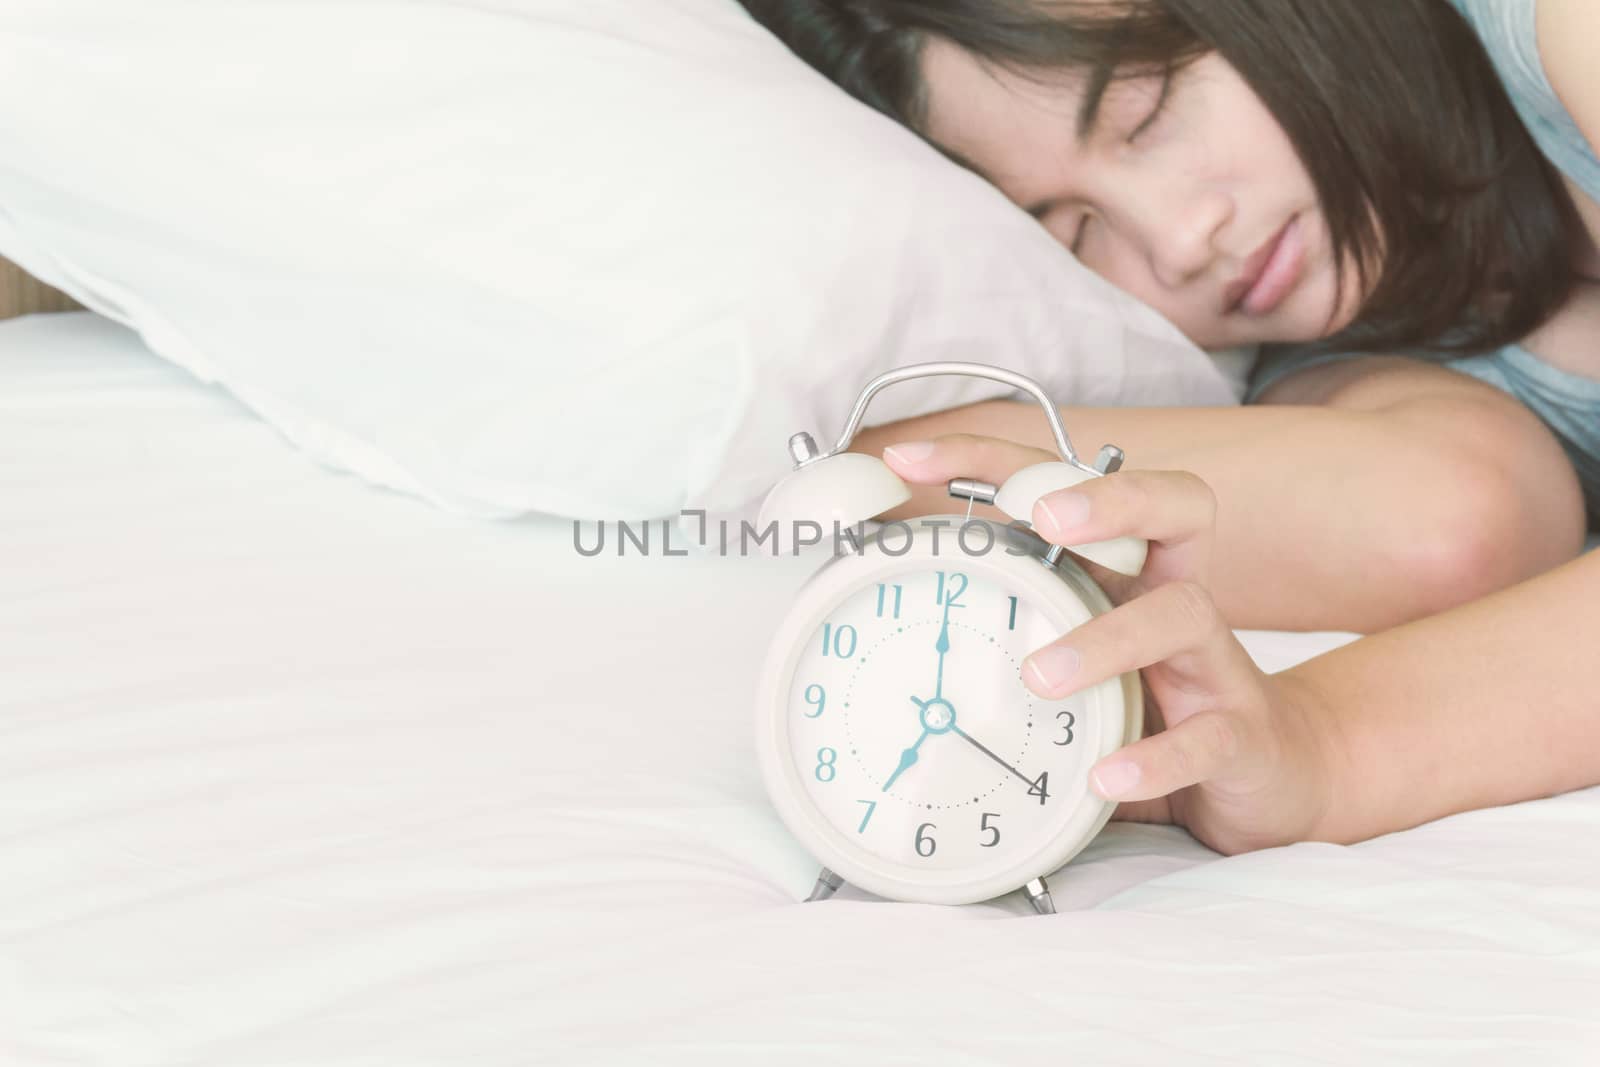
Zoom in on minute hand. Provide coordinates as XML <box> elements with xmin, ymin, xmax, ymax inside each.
<box><xmin>933</xmin><ymin>597</ymin><xmax>952</xmax><ymax>700</ymax></box>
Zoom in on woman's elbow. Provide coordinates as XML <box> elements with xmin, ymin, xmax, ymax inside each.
<box><xmin>1397</xmin><ymin>407</ymin><xmax>1586</xmax><ymax>615</ymax></box>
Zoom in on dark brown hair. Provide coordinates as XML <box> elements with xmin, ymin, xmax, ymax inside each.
<box><xmin>737</xmin><ymin>0</ymin><xmax>1582</xmax><ymax>358</ymax></box>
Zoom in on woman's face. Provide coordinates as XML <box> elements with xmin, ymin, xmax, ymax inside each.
<box><xmin>921</xmin><ymin>40</ymin><xmax>1364</xmax><ymax>350</ymax></box>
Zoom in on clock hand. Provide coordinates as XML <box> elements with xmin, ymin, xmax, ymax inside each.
<box><xmin>882</xmin><ymin>727</ymin><xmax>933</xmax><ymax>792</ymax></box>
<box><xmin>951</xmin><ymin>725</ymin><xmax>1038</xmax><ymax>791</ymax></box>
<box><xmin>933</xmin><ymin>596</ymin><xmax>952</xmax><ymax>701</ymax></box>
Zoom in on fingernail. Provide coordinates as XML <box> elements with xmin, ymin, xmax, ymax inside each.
<box><xmin>884</xmin><ymin>441</ymin><xmax>936</xmax><ymax>465</ymax></box>
<box><xmin>1023</xmin><ymin>646</ymin><xmax>1081</xmax><ymax>694</ymax></box>
<box><xmin>1035</xmin><ymin>492</ymin><xmax>1091</xmax><ymax>540</ymax></box>
<box><xmin>1092</xmin><ymin>760</ymin><xmax>1142</xmax><ymax>800</ymax></box>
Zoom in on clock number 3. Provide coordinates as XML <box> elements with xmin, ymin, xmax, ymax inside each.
<box><xmin>1054</xmin><ymin>710</ymin><xmax>1075</xmax><ymax>746</ymax></box>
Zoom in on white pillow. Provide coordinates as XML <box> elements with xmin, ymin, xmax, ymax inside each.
<box><xmin>0</xmin><ymin>0</ymin><xmax>1235</xmax><ymax>523</ymax></box>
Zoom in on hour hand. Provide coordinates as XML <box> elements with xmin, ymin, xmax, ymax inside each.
<box><xmin>882</xmin><ymin>729</ymin><xmax>931</xmax><ymax>792</ymax></box>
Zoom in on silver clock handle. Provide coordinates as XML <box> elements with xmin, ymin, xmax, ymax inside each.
<box><xmin>827</xmin><ymin>362</ymin><xmax>1098</xmax><ymax>476</ymax></box>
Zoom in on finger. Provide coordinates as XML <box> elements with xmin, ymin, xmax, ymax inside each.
<box><xmin>1087</xmin><ymin>711</ymin><xmax>1242</xmax><ymax>802</ymax></box>
<box><xmin>1021</xmin><ymin>580</ymin><xmax>1257</xmax><ymax>703</ymax></box>
<box><xmin>882</xmin><ymin>434</ymin><xmax>1056</xmax><ymax>488</ymax></box>
<box><xmin>1032</xmin><ymin>469</ymin><xmax>1216</xmax><ymax>587</ymax></box>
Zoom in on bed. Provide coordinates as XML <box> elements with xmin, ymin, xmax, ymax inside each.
<box><xmin>4</xmin><ymin>292</ymin><xmax>1600</xmax><ymax>1064</ymax></box>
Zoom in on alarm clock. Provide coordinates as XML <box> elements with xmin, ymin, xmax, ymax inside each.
<box><xmin>753</xmin><ymin>362</ymin><xmax>1147</xmax><ymax>914</ymax></box>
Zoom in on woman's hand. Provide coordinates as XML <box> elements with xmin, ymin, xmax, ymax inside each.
<box><xmin>881</xmin><ymin>434</ymin><xmax>1337</xmax><ymax>856</ymax></box>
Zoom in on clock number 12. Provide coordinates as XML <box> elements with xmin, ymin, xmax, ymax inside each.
<box><xmin>935</xmin><ymin>572</ymin><xmax>968</xmax><ymax>608</ymax></box>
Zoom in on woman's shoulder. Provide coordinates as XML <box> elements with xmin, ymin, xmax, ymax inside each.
<box><xmin>1535</xmin><ymin>0</ymin><xmax>1600</xmax><ymax>151</ymax></box>
<box><xmin>1447</xmin><ymin>0</ymin><xmax>1559</xmax><ymax>114</ymax></box>
<box><xmin>1448</xmin><ymin>0</ymin><xmax>1600</xmax><ymax>210</ymax></box>
<box><xmin>1534</xmin><ymin>0</ymin><xmax>1600</xmax><ymax>273</ymax></box>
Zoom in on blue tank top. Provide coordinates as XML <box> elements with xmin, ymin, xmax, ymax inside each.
<box><xmin>1450</xmin><ymin>0</ymin><xmax>1600</xmax><ymax>196</ymax></box>
<box><xmin>1249</xmin><ymin>0</ymin><xmax>1600</xmax><ymax>524</ymax></box>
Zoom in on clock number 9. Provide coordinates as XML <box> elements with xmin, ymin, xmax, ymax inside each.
<box><xmin>803</xmin><ymin>684</ymin><xmax>826</xmax><ymax>718</ymax></box>
<box><xmin>815</xmin><ymin>747</ymin><xmax>838</xmax><ymax>782</ymax></box>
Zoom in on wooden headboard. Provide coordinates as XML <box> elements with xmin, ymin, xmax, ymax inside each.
<box><xmin>1</xmin><ymin>257</ymin><xmax>81</xmax><ymax>319</ymax></box>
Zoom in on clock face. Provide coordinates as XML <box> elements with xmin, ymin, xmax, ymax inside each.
<box><xmin>781</xmin><ymin>564</ymin><xmax>1106</xmax><ymax>885</ymax></box>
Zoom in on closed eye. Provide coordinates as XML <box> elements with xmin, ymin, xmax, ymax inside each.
<box><xmin>1070</xmin><ymin>215</ymin><xmax>1093</xmax><ymax>255</ymax></box>
<box><xmin>1026</xmin><ymin>204</ymin><xmax>1094</xmax><ymax>257</ymax></box>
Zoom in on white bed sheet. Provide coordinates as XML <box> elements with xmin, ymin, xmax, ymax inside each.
<box><xmin>3</xmin><ymin>313</ymin><xmax>1599</xmax><ymax>1066</ymax></box>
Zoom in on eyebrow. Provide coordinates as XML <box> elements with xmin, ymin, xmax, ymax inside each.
<box><xmin>1078</xmin><ymin>63</ymin><xmax>1174</xmax><ymax>143</ymax></box>
<box><xmin>1075</xmin><ymin>63</ymin><xmax>1117</xmax><ymax>143</ymax></box>
<box><xmin>1002</xmin><ymin>66</ymin><xmax>1115</xmax><ymax>219</ymax></box>
<box><xmin>943</xmin><ymin>65</ymin><xmax>1172</xmax><ymax>217</ymax></box>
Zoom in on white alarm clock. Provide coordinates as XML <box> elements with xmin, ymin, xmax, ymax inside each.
<box><xmin>753</xmin><ymin>362</ymin><xmax>1147</xmax><ymax>914</ymax></box>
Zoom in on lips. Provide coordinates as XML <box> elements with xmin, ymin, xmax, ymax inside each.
<box><xmin>1224</xmin><ymin>216</ymin><xmax>1304</xmax><ymax>317</ymax></box>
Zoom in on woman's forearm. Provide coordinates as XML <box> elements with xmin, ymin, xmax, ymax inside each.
<box><xmin>849</xmin><ymin>362</ymin><xmax>1584</xmax><ymax>632</ymax></box>
<box><xmin>1292</xmin><ymin>547</ymin><xmax>1600</xmax><ymax>844</ymax></box>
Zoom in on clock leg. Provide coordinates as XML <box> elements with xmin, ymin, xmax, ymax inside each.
<box><xmin>1025</xmin><ymin>877</ymin><xmax>1056</xmax><ymax>916</ymax></box>
<box><xmin>804</xmin><ymin>867</ymin><xmax>845</xmax><ymax>902</ymax></box>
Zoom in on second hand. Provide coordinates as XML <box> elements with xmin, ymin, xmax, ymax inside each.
<box><xmin>951</xmin><ymin>725</ymin><xmax>1037</xmax><ymax>791</ymax></box>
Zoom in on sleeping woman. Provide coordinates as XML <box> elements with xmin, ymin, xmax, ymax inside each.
<box><xmin>737</xmin><ymin>0</ymin><xmax>1600</xmax><ymax>855</ymax></box>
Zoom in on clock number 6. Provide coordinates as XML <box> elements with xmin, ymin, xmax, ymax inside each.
<box><xmin>914</xmin><ymin>822</ymin><xmax>938</xmax><ymax>858</ymax></box>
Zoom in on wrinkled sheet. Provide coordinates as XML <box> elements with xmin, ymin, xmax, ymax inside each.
<box><xmin>3</xmin><ymin>313</ymin><xmax>1598</xmax><ymax>1066</ymax></box>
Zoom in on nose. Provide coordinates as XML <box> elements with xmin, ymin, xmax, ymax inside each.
<box><xmin>1144</xmin><ymin>185</ymin><xmax>1233</xmax><ymax>290</ymax></box>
